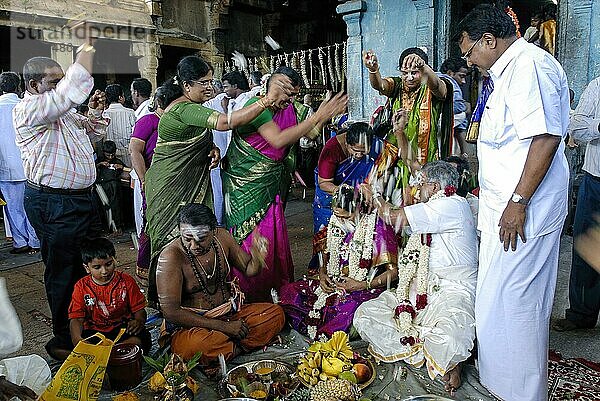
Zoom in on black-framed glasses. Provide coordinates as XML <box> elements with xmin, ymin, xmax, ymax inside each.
<box><xmin>462</xmin><ymin>37</ymin><xmax>483</xmax><ymax>61</ymax></box>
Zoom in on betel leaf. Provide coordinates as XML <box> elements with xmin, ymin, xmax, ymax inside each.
<box><xmin>186</xmin><ymin>352</ymin><xmax>202</xmax><ymax>371</ymax></box>
<box><xmin>143</xmin><ymin>353</ymin><xmax>170</xmax><ymax>373</ymax></box>
<box><xmin>143</xmin><ymin>355</ymin><xmax>165</xmax><ymax>373</ymax></box>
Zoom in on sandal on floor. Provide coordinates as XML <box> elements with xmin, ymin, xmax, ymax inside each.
<box><xmin>10</xmin><ymin>245</ymin><xmax>31</xmax><ymax>254</ymax></box>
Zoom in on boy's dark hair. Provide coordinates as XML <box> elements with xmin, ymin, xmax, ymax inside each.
<box><xmin>0</xmin><ymin>72</ymin><xmax>21</xmax><ymax>93</ymax></box>
<box><xmin>346</xmin><ymin>122</ymin><xmax>373</xmax><ymax>146</ymax></box>
<box><xmin>22</xmin><ymin>57</ymin><xmax>61</xmax><ymax>84</ymax></box>
<box><xmin>132</xmin><ymin>77</ymin><xmax>152</xmax><ymax>98</ymax></box>
<box><xmin>102</xmin><ymin>140</ymin><xmax>117</xmax><ymax>154</ymax></box>
<box><xmin>452</xmin><ymin>4</ymin><xmax>517</xmax><ymax>42</ymax></box>
<box><xmin>222</xmin><ymin>71</ymin><xmax>250</xmax><ymax>91</ymax></box>
<box><xmin>178</xmin><ymin>203</ymin><xmax>217</xmax><ymax>230</ymax></box>
<box><xmin>105</xmin><ymin>84</ymin><xmax>124</xmax><ymax>104</ymax></box>
<box><xmin>399</xmin><ymin>47</ymin><xmax>429</xmax><ymax>69</ymax></box>
<box><xmin>269</xmin><ymin>66</ymin><xmax>302</xmax><ymax>88</ymax></box>
<box><xmin>81</xmin><ymin>238</ymin><xmax>116</xmax><ymax>264</ymax></box>
<box><xmin>440</xmin><ymin>58</ymin><xmax>468</xmax><ymax>74</ymax></box>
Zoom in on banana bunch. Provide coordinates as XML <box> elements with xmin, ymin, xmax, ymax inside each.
<box><xmin>297</xmin><ymin>331</ymin><xmax>354</xmax><ymax>385</ymax></box>
<box><xmin>297</xmin><ymin>350</ymin><xmax>327</xmax><ymax>385</ymax></box>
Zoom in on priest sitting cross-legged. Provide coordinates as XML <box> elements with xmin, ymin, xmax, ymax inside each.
<box><xmin>354</xmin><ymin>160</ymin><xmax>478</xmax><ymax>394</ymax></box>
<box><xmin>156</xmin><ymin>203</ymin><xmax>285</xmax><ymax>365</ymax></box>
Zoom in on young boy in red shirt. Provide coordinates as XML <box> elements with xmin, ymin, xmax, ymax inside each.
<box><xmin>69</xmin><ymin>238</ymin><xmax>151</xmax><ymax>354</ymax></box>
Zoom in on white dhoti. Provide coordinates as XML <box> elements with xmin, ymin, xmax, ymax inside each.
<box><xmin>354</xmin><ymin>270</ymin><xmax>476</xmax><ymax>380</ymax></box>
<box><xmin>211</xmin><ymin>166</ymin><xmax>224</xmax><ymax>226</ymax></box>
<box><xmin>0</xmin><ymin>180</ymin><xmax>39</xmax><ymax>248</ymax></box>
<box><xmin>476</xmin><ymin>229</ymin><xmax>561</xmax><ymax>401</ymax></box>
<box><xmin>130</xmin><ymin>170</ymin><xmax>143</xmax><ymax>237</ymax></box>
<box><xmin>0</xmin><ymin>355</ymin><xmax>51</xmax><ymax>396</ymax></box>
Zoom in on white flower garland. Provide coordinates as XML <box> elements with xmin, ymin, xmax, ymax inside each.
<box><xmin>394</xmin><ymin>190</ymin><xmax>445</xmax><ymax>339</ymax></box>
<box><xmin>347</xmin><ymin>212</ymin><xmax>377</xmax><ymax>282</ymax></box>
<box><xmin>307</xmin><ymin>212</ymin><xmax>378</xmax><ymax>339</ymax></box>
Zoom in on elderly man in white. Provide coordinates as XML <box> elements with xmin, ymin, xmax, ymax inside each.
<box><xmin>455</xmin><ymin>4</ymin><xmax>570</xmax><ymax>401</ymax></box>
<box><xmin>355</xmin><ymin>161</ymin><xmax>478</xmax><ymax>395</ymax></box>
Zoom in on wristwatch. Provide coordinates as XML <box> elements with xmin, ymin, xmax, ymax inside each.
<box><xmin>511</xmin><ymin>192</ymin><xmax>529</xmax><ymax>205</ymax></box>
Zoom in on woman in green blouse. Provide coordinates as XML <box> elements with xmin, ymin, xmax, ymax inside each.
<box><xmin>144</xmin><ymin>55</ymin><xmax>293</xmax><ymax>304</ymax></box>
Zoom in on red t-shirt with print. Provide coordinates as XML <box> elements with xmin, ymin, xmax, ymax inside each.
<box><xmin>68</xmin><ymin>271</ymin><xmax>146</xmax><ymax>333</ymax></box>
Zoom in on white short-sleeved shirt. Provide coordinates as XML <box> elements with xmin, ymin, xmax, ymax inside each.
<box><xmin>404</xmin><ymin>196</ymin><xmax>478</xmax><ymax>279</ymax></box>
<box><xmin>478</xmin><ymin>38</ymin><xmax>570</xmax><ymax>238</ymax></box>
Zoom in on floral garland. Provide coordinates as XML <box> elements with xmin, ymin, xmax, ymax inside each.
<box><xmin>505</xmin><ymin>6</ymin><xmax>522</xmax><ymax>39</ymax></box>
<box><xmin>307</xmin><ymin>212</ymin><xmax>377</xmax><ymax>339</ymax></box>
<box><xmin>393</xmin><ymin>187</ymin><xmax>455</xmax><ymax>345</ymax></box>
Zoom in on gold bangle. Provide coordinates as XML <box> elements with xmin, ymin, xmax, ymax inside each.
<box><xmin>256</xmin><ymin>98</ymin><xmax>267</xmax><ymax>110</ymax></box>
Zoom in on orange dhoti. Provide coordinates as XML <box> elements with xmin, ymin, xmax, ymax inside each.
<box><xmin>170</xmin><ymin>303</ymin><xmax>285</xmax><ymax>363</ymax></box>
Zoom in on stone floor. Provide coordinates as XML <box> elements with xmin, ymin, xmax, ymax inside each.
<box><xmin>1</xmin><ymin>188</ymin><xmax>599</xmax><ymax>400</ymax></box>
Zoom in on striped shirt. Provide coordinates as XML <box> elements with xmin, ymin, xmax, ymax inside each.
<box><xmin>568</xmin><ymin>76</ymin><xmax>600</xmax><ymax>177</ymax></box>
<box><xmin>13</xmin><ymin>63</ymin><xmax>109</xmax><ymax>189</ymax></box>
<box><xmin>103</xmin><ymin>103</ymin><xmax>136</xmax><ymax>167</ymax></box>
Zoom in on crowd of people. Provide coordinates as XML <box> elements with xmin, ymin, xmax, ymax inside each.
<box><xmin>0</xmin><ymin>2</ymin><xmax>598</xmax><ymax>401</ymax></box>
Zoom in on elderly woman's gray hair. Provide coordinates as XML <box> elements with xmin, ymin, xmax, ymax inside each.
<box><xmin>422</xmin><ymin>161</ymin><xmax>459</xmax><ymax>189</ymax></box>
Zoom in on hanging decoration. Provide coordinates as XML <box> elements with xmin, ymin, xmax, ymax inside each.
<box><xmin>342</xmin><ymin>42</ymin><xmax>347</xmax><ymax>90</ymax></box>
<box><xmin>334</xmin><ymin>43</ymin><xmax>343</xmax><ymax>87</ymax></box>
<box><xmin>309</xmin><ymin>49</ymin><xmax>314</xmax><ymax>84</ymax></box>
<box><xmin>327</xmin><ymin>46</ymin><xmax>337</xmax><ymax>91</ymax></box>
<box><xmin>239</xmin><ymin>41</ymin><xmax>346</xmax><ymax>88</ymax></box>
<box><xmin>300</xmin><ymin>50</ymin><xmax>310</xmax><ymax>88</ymax></box>
<box><xmin>318</xmin><ymin>47</ymin><xmax>327</xmax><ymax>88</ymax></box>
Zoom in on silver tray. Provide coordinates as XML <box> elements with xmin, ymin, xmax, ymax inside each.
<box><xmin>218</xmin><ymin>359</ymin><xmax>299</xmax><ymax>398</ymax></box>
<box><xmin>401</xmin><ymin>396</ymin><xmax>455</xmax><ymax>401</ymax></box>
<box><xmin>219</xmin><ymin>398</ymin><xmax>259</xmax><ymax>401</ymax></box>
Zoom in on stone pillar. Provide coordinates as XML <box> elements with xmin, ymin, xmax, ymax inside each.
<box><xmin>413</xmin><ymin>0</ymin><xmax>434</xmax><ymax>62</ymax></box>
<box><xmin>337</xmin><ymin>1</ymin><xmax>367</xmax><ymax>120</ymax></box>
<box><xmin>131</xmin><ymin>40</ymin><xmax>160</xmax><ymax>89</ymax></box>
<box><xmin>557</xmin><ymin>0</ymin><xmax>593</xmax><ymax>101</ymax></box>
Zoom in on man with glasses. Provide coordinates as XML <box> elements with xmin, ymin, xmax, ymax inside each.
<box><xmin>13</xmin><ymin>25</ymin><xmax>109</xmax><ymax>359</ymax></box>
<box><xmin>454</xmin><ymin>4</ymin><xmax>570</xmax><ymax>400</ymax></box>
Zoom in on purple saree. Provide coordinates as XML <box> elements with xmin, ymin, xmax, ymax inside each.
<box><xmin>280</xmin><ymin>218</ymin><xmax>398</xmax><ymax>338</ymax></box>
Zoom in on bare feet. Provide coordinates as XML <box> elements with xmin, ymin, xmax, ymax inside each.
<box><xmin>442</xmin><ymin>363</ymin><xmax>462</xmax><ymax>395</ymax></box>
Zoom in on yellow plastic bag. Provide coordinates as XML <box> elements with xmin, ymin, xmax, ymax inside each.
<box><xmin>39</xmin><ymin>329</ymin><xmax>125</xmax><ymax>401</ymax></box>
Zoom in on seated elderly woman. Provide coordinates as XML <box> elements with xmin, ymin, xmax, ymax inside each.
<box><xmin>354</xmin><ymin>161</ymin><xmax>478</xmax><ymax>394</ymax></box>
<box><xmin>280</xmin><ymin>184</ymin><xmax>398</xmax><ymax>340</ymax></box>
<box><xmin>156</xmin><ymin>203</ymin><xmax>284</xmax><ymax>364</ymax></box>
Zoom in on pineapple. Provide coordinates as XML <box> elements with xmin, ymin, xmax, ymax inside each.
<box><xmin>287</xmin><ymin>387</ymin><xmax>311</xmax><ymax>401</ymax></box>
<box><xmin>310</xmin><ymin>378</ymin><xmax>361</xmax><ymax>401</ymax></box>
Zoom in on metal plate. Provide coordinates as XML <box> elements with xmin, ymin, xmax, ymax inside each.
<box><xmin>218</xmin><ymin>359</ymin><xmax>299</xmax><ymax>398</ymax></box>
<box><xmin>401</xmin><ymin>396</ymin><xmax>455</xmax><ymax>401</ymax></box>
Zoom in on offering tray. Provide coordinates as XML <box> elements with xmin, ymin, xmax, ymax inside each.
<box><xmin>218</xmin><ymin>359</ymin><xmax>299</xmax><ymax>399</ymax></box>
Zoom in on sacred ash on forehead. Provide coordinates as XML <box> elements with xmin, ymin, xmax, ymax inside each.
<box><xmin>180</xmin><ymin>226</ymin><xmax>211</xmax><ymax>242</ymax></box>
